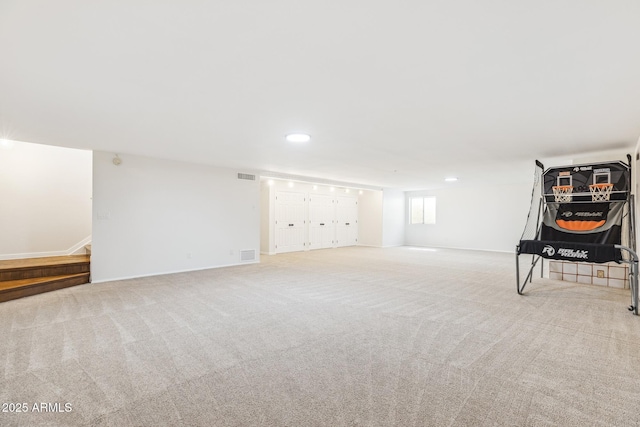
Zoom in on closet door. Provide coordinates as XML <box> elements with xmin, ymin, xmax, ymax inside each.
<box><xmin>335</xmin><ymin>196</ymin><xmax>358</xmax><ymax>247</ymax></box>
<box><xmin>309</xmin><ymin>194</ymin><xmax>335</xmax><ymax>249</ymax></box>
<box><xmin>275</xmin><ymin>191</ymin><xmax>306</xmax><ymax>253</ymax></box>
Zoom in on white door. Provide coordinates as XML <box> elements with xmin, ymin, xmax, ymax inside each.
<box><xmin>275</xmin><ymin>191</ymin><xmax>306</xmax><ymax>253</ymax></box>
<box><xmin>335</xmin><ymin>196</ymin><xmax>358</xmax><ymax>247</ymax></box>
<box><xmin>309</xmin><ymin>194</ymin><xmax>335</xmax><ymax>249</ymax></box>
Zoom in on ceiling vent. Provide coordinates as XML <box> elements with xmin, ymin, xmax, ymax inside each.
<box><xmin>237</xmin><ymin>173</ymin><xmax>256</xmax><ymax>181</ymax></box>
<box><xmin>240</xmin><ymin>249</ymin><xmax>256</xmax><ymax>262</ymax></box>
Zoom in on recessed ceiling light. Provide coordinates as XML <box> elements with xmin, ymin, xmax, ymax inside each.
<box><xmin>286</xmin><ymin>133</ymin><xmax>310</xmax><ymax>143</ymax></box>
<box><xmin>0</xmin><ymin>139</ymin><xmax>15</xmax><ymax>150</ymax></box>
<box><xmin>445</xmin><ymin>177</ymin><xmax>458</xmax><ymax>182</ymax></box>
<box><xmin>288</xmin><ymin>181</ymin><xmax>294</xmax><ymax>188</ymax></box>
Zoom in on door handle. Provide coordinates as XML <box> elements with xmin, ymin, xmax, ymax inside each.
<box><xmin>345</xmin><ymin>223</ymin><xmax>350</xmax><ymax>225</ymax></box>
<box><xmin>320</xmin><ymin>223</ymin><xmax>325</xmax><ymax>226</ymax></box>
<box><xmin>289</xmin><ymin>224</ymin><xmax>294</xmax><ymax>227</ymax></box>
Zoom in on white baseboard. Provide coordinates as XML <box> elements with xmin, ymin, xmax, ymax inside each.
<box><xmin>404</xmin><ymin>244</ymin><xmax>514</xmax><ymax>254</ymax></box>
<box><xmin>0</xmin><ymin>250</ymin><xmax>69</xmax><ymax>260</ymax></box>
<box><xmin>90</xmin><ymin>260</ymin><xmax>259</xmax><ymax>284</ymax></box>
<box><xmin>0</xmin><ymin>235</ymin><xmax>92</xmax><ymax>260</ymax></box>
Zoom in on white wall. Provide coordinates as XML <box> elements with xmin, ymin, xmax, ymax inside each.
<box><xmin>569</xmin><ymin>148</ymin><xmax>631</xmax><ymax>166</ymax></box>
<box><xmin>91</xmin><ymin>152</ymin><xmax>260</xmax><ymax>282</ymax></box>
<box><xmin>260</xmin><ymin>180</ymin><xmax>273</xmax><ymax>254</ymax></box>
<box><xmin>0</xmin><ymin>141</ymin><xmax>92</xmax><ymax>259</ymax></box>
<box><xmin>358</xmin><ymin>190</ymin><xmax>383</xmax><ymax>247</ymax></box>
<box><xmin>382</xmin><ymin>189</ymin><xmax>405</xmax><ymax>247</ymax></box>
<box><xmin>404</xmin><ymin>149</ymin><xmax>636</xmax><ymax>253</ymax></box>
<box><xmin>405</xmin><ymin>182</ymin><xmax>532</xmax><ymax>252</ymax></box>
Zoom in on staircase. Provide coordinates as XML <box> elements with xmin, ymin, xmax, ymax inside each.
<box><xmin>0</xmin><ymin>255</ymin><xmax>91</xmax><ymax>303</ymax></box>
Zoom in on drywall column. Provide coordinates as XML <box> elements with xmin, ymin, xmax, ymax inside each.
<box><xmin>357</xmin><ymin>190</ymin><xmax>383</xmax><ymax>247</ymax></box>
<box><xmin>260</xmin><ymin>181</ymin><xmax>275</xmax><ymax>255</ymax></box>
<box><xmin>382</xmin><ymin>189</ymin><xmax>405</xmax><ymax>247</ymax></box>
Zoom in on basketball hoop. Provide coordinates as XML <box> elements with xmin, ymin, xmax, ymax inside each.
<box><xmin>552</xmin><ymin>185</ymin><xmax>573</xmax><ymax>203</ymax></box>
<box><xmin>589</xmin><ymin>183</ymin><xmax>613</xmax><ymax>202</ymax></box>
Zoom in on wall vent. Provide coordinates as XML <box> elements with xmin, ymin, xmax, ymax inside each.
<box><xmin>237</xmin><ymin>173</ymin><xmax>256</xmax><ymax>181</ymax></box>
<box><xmin>240</xmin><ymin>249</ymin><xmax>256</xmax><ymax>262</ymax></box>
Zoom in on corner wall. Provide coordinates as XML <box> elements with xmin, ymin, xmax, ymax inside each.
<box><xmin>404</xmin><ymin>150</ymin><xmax>635</xmax><ymax>253</ymax></box>
<box><xmin>358</xmin><ymin>190</ymin><xmax>383</xmax><ymax>247</ymax></box>
<box><xmin>260</xmin><ymin>180</ymin><xmax>274</xmax><ymax>254</ymax></box>
<box><xmin>405</xmin><ymin>181</ymin><xmax>532</xmax><ymax>252</ymax></box>
<box><xmin>91</xmin><ymin>152</ymin><xmax>260</xmax><ymax>282</ymax></box>
<box><xmin>0</xmin><ymin>141</ymin><xmax>92</xmax><ymax>259</ymax></box>
<box><xmin>382</xmin><ymin>189</ymin><xmax>405</xmax><ymax>247</ymax></box>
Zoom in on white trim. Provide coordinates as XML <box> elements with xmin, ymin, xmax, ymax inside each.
<box><xmin>0</xmin><ymin>250</ymin><xmax>70</xmax><ymax>260</ymax></box>
<box><xmin>68</xmin><ymin>236</ymin><xmax>92</xmax><ymax>255</ymax></box>
<box><xmin>90</xmin><ymin>260</ymin><xmax>259</xmax><ymax>284</ymax></box>
<box><xmin>356</xmin><ymin>244</ymin><xmax>403</xmax><ymax>248</ymax></box>
<box><xmin>404</xmin><ymin>244</ymin><xmax>514</xmax><ymax>254</ymax></box>
<box><xmin>0</xmin><ymin>235</ymin><xmax>92</xmax><ymax>260</ymax></box>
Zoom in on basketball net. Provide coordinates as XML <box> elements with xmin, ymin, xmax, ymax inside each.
<box><xmin>589</xmin><ymin>183</ymin><xmax>613</xmax><ymax>202</ymax></box>
<box><xmin>552</xmin><ymin>185</ymin><xmax>573</xmax><ymax>203</ymax></box>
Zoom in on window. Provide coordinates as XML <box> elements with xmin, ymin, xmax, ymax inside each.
<box><xmin>410</xmin><ymin>196</ymin><xmax>436</xmax><ymax>224</ymax></box>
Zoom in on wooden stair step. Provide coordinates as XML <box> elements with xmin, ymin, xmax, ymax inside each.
<box><xmin>0</xmin><ymin>255</ymin><xmax>90</xmax><ymax>281</ymax></box>
<box><xmin>0</xmin><ymin>273</ymin><xmax>90</xmax><ymax>303</ymax></box>
<box><xmin>0</xmin><ymin>273</ymin><xmax>89</xmax><ymax>291</ymax></box>
<box><xmin>0</xmin><ymin>254</ymin><xmax>90</xmax><ymax>270</ymax></box>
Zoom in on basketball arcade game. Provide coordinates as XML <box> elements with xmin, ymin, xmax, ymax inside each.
<box><xmin>516</xmin><ymin>156</ymin><xmax>639</xmax><ymax>315</ymax></box>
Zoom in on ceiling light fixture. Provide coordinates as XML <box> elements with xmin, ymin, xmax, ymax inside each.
<box><xmin>445</xmin><ymin>177</ymin><xmax>458</xmax><ymax>182</ymax></box>
<box><xmin>0</xmin><ymin>139</ymin><xmax>15</xmax><ymax>150</ymax></box>
<box><xmin>285</xmin><ymin>133</ymin><xmax>311</xmax><ymax>143</ymax></box>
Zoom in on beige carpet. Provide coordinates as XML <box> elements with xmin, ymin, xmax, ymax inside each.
<box><xmin>1</xmin><ymin>246</ymin><xmax>640</xmax><ymax>426</ymax></box>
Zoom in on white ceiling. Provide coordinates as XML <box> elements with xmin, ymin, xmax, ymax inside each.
<box><xmin>1</xmin><ymin>1</ymin><xmax>639</xmax><ymax>189</ymax></box>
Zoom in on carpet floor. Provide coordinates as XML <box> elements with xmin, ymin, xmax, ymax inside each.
<box><xmin>1</xmin><ymin>246</ymin><xmax>639</xmax><ymax>426</ymax></box>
